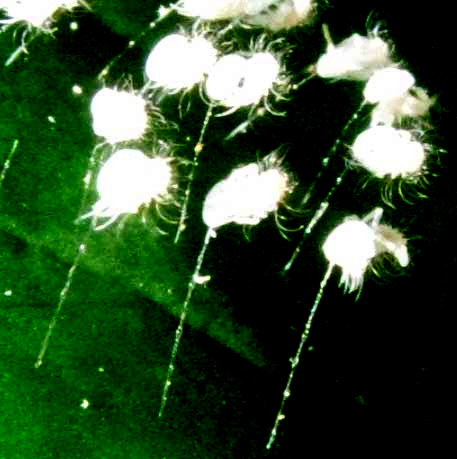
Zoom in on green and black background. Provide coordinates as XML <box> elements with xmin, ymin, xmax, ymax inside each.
<box><xmin>0</xmin><ymin>1</ymin><xmax>453</xmax><ymax>457</ymax></box>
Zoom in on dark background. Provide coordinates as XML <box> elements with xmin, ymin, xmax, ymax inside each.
<box><xmin>0</xmin><ymin>1</ymin><xmax>453</xmax><ymax>457</ymax></box>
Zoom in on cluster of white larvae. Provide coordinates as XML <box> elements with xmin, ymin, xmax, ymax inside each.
<box><xmin>1</xmin><ymin>0</ymin><xmax>436</xmax><ymax>451</ymax></box>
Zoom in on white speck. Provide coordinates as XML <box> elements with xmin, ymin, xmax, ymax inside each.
<box><xmin>80</xmin><ymin>399</ymin><xmax>90</xmax><ymax>409</ymax></box>
<box><xmin>47</xmin><ymin>116</ymin><xmax>56</xmax><ymax>124</ymax></box>
<box><xmin>72</xmin><ymin>85</ymin><xmax>83</xmax><ymax>95</ymax></box>
<box><xmin>193</xmin><ymin>274</ymin><xmax>211</xmax><ymax>285</ymax></box>
<box><xmin>83</xmin><ymin>172</ymin><xmax>91</xmax><ymax>185</ymax></box>
<box><xmin>157</xmin><ymin>6</ymin><xmax>170</xmax><ymax>19</ymax></box>
<box><xmin>70</xmin><ymin>21</ymin><xmax>78</xmax><ymax>31</ymax></box>
<box><xmin>97</xmin><ymin>367</ymin><xmax>104</xmax><ymax>373</ymax></box>
<box><xmin>4</xmin><ymin>290</ymin><xmax>12</xmax><ymax>296</ymax></box>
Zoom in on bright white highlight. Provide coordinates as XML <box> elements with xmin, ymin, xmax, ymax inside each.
<box><xmin>316</xmin><ymin>31</ymin><xmax>392</xmax><ymax>81</ymax></box>
<box><xmin>80</xmin><ymin>399</ymin><xmax>90</xmax><ymax>409</ymax></box>
<box><xmin>363</xmin><ymin>67</ymin><xmax>415</xmax><ymax>104</ymax></box>
<box><xmin>82</xmin><ymin>149</ymin><xmax>172</xmax><ymax>229</ymax></box>
<box><xmin>205</xmin><ymin>52</ymin><xmax>280</xmax><ymax>108</ymax></box>
<box><xmin>0</xmin><ymin>0</ymin><xmax>79</xmax><ymax>28</ymax></box>
<box><xmin>352</xmin><ymin>125</ymin><xmax>426</xmax><ymax>179</ymax></box>
<box><xmin>203</xmin><ymin>155</ymin><xmax>289</xmax><ymax>230</ymax></box>
<box><xmin>90</xmin><ymin>88</ymin><xmax>148</xmax><ymax>143</ymax></box>
<box><xmin>145</xmin><ymin>33</ymin><xmax>217</xmax><ymax>92</ymax></box>
<box><xmin>72</xmin><ymin>84</ymin><xmax>83</xmax><ymax>95</ymax></box>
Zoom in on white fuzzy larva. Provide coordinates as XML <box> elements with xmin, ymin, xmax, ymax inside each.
<box><xmin>90</xmin><ymin>88</ymin><xmax>148</xmax><ymax>144</ymax></box>
<box><xmin>322</xmin><ymin>208</ymin><xmax>409</xmax><ymax>293</ymax></box>
<box><xmin>1</xmin><ymin>0</ymin><xmax>88</xmax><ymax>66</ymax></box>
<box><xmin>364</xmin><ymin>66</ymin><xmax>426</xmax><ymax>126</ymax></box>
<box><xmin>81</xmin><ymin>149</ymin><xmax>173</xmax><ymax>230</ymax></box>
<box><xmin>0</xmin><ymin>0</ymin><xmax>80</xmax><ymax>29</ymax></box>
<box><xmin>162</xmin><ymin>152</ymin><xmax>290</xmax><ymax>417</ymax></box>
<box><xmin>268</xmin><ymin>208</ymin><xmax>409</xmax><ymax>449</ymax></box>
<box><xmin>175</xmin><ymin>0</ymin><xmax>313</xmax><ymax>31</ymax></box>
<box><xmin>174</xmin><ymin>0</ymin><xmax>272</xmax><ymax>21</ymax></box>
<box><xmin>370</xmin><ymin>86</ymin><xmax>435</xmax><ymax>126</ymax></box>
<box><xmin>352</xmin><ymin>125</ymin><xmax>426</xmax><ymax>179</ymax></box>
<box><xmin>174</xmin><ymin>45</ymin><xmax>285</xmax><ymax>243</ymax></box>
<box><xmin>323</xmin><ymin>218</ymin><xmax>378</xmax><ymax>293</ymax></box>
<box><xmin>363</xmin><ymin>67</ymin><xmax>415</xmax><ymax>104</ymax></box>
<box><xmin>245</xmin><ymin>0</ymin><xmax>314</xmax><ymax>32</ymax></box>
<box><xmin>145</xmin><ymin>33</ymin><xmax>217</xmax><ymax>93</ymax></box>
<box><xmin>203</xmin><ymin>154</ymin><xmax>289</xmax><ymax>230</ymax></box>
<box><xmin>205</xmin><ymin>51</ymin><xmax>280</xmax><ymax>109</ymax></box>
<box><xmin>315</xmin><ymin>31</ymin><xmax>392</xmax><ymax>81</ymax></box>
<box><xmin>174</xmin><ymin>44</ymin><xmax>285</xmax><ymax>243</ymax></box>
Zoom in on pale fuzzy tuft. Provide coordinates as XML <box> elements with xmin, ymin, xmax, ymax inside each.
<box><xmin>316</xmin><ymin>31</ymin><xmax>392</xmax><ymax>81</ymax></box>
<box><xmin>245</xmin><ymin>0</ymin><xmax>314</xmax><ymax>32</ymax></box>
